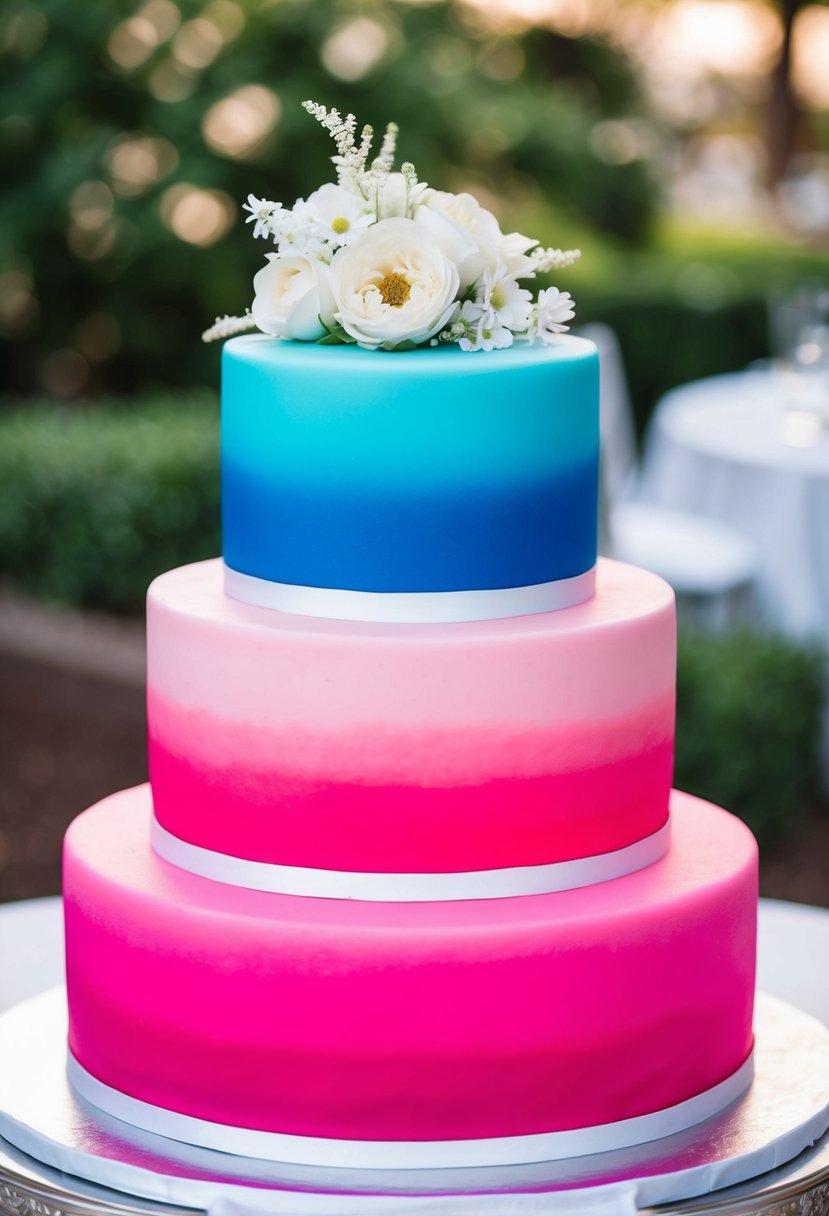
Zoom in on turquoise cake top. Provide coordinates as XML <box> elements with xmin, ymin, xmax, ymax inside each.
<box><xmin>203</xmin><ymin>100</ymin><xmax>581</xmax><ymax>355</ymax></box>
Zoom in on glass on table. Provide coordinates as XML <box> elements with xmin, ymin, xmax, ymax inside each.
<box><xmin>768</xmin><ymin>283</ymin><xmax>829</xmax><ymax>434</ymax></box>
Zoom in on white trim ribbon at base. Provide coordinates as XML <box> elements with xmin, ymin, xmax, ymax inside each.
<box><xmin>150</xmin><ymin>818</ymin><xmax>671</xmax><ymax>902</ymax></box>
<box><xmin>67</xmin><ymin>1051</ymin><xmax>754</xmax><ymax>1171</ymax></box>
<box><xmin>223</xmin><ymin>564</ymin><xmax>597</xmax><ymax>623</ymax></box>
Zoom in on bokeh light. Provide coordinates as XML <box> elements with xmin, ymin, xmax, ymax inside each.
<box><xmin>793</xmin><ymin>6</ymin><xmax>829</xmax><ymax>110</ymax></box>
<box><xmin>202</xmin><ymin>86</ymin><xmax>281</xmax><ymax>159</ymax></box>
<box><xmin>172</xmin><ymin>16</ymin><xmax>224</xmax><ymax>70</ymax></box>
<box><xmin>139</xmin><ymin>0</ymin><xmax>180</xmax><ymax>41</ymax></box>
<box><xmin>647</xmin><ymin>1</ymin><xmax>780</xmax><ymax>77</ymax></box>
<box><xmin>147</xmin><ymin>58</ymin><xmax>197</xmax><ymax>102</ymax></box>
<box><xmin>321</xmin><ymin>17</ymin><xmax>391</xmax><ymax>82</ymax></box>
<box><xmin>106</xmin><ymin>135</ymin><xmax>179</xmax><ymax>198</ymax></box>
<box><xmin>1</xmin><ymin>5</ymin><xmax>48</xmax><ymax>56</ymax></box>
<box><xmin>160</xmin><ymin>184</ymin><xmax>235</xmax><ymax>245</ymax></box>
<box><xmin>107</xmin><ymin>16</ymin><xmax>162</xmax><ymax>70</ymax></box>
<box><xmin>68</xmin><ymin>182</ymin><xmax>114</xmax><ymax>232</ymax></box>
<box><xmin>0</xmin><ymin>270</ymin><xmax>38</xmax><ymax>339</ymax></box>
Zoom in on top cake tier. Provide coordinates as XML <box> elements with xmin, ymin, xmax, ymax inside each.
<box><xmin>221</xmin><ymin>334</ymin><xmax>599</xmax><ymax>616</ymax></box>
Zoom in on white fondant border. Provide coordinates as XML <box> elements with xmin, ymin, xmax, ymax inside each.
<box><xmin>223</xmin><ymin>564</ymin><xmax>597</xmax><ymax>623</ymax></box>
<box><xmin>150</xmin><ymin>817</ymin><xmax>671</xmax><ymax>902</ymax></box>
<box><xmin>66</xmin><ymin>1051</ymin><xmax>755</xmax><ymax>1171</ymax></box>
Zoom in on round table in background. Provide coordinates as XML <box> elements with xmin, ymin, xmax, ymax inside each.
<box><xmin>639</xmin><ymin>370</ymin><xmax>829</xmax><ymax>640</ymax></box>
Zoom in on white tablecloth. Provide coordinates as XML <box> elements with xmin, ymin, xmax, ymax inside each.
<box><xmin>1</xmin><ymin>895</ymin><xmax>828</xmax><ymax>1026</ymax></box>
<box><xmin>639</xmin><ymin>371</ymin><xmax>829</xmax><ymax>639</ymax></box>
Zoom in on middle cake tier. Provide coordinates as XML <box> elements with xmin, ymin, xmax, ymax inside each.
<box><xmin>148</xmin><ymin>557</ymin><xmax>675</xmax><ymax>883</ymax></box>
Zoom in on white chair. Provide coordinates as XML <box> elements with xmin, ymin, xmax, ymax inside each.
<box><xmin>579</xmin><ymin>322</ymin><xmax>757</xmax><ymax>625</ymax></box>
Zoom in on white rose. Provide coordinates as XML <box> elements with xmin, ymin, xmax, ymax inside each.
<box><xmin>376</xmin><ymin>172</ymin><xmax>428</xmax><ymax>219</ymax></box>
<box><xmin>329</xmin><ymin>218</ymin><xmax>460</xmax><ymax>350</ymax></box>
<box><xmin>251</xmin><ymin>253</ymin><xmax>336</xmax><ymax>341</ymax></box>
<box><xmin>413</xmin><ymin>205</ymin><xmax>486</xmax><ymax>291</ymax></box>
<box><xmin>497</xmin><ymin>229</ymin><xmax>538</xmax><ymax>278</ymax></box>
<box><xmin>419</xmin><ymin>188</ymin><xmax>502</xmax><ymax>248</ymax></box>
<box><xmin>418</xmin><ymin>188</ymin><xmax>535</xmax><ymax>280</ymax></box>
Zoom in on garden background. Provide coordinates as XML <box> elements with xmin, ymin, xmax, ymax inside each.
<box><xmin>1</xmin><ymin>0</ymin><xmax>828</xmax><ymax>903</ymax></box>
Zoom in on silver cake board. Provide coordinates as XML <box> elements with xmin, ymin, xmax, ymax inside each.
<box><xmin>0</xmin><ymin>989</ymin><xmax>827</xmax><ymax>1216</ymax></box>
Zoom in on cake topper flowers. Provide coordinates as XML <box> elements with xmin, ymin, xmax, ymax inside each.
<box><xmin>202</xmin><ymin>101</ymin><xmax>580</xmax><ymax>353</ymax></box>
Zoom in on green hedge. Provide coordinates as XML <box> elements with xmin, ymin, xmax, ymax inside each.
<box><xmin>0</xmin><ymin>395</ymin><xmax>219</xmax><ymax>613</ymax></box>
<box><xmin>0</xmin><ymin>396</ymin><xmax>825</xmax><ymax>836</ymax></box>
<box><xmin>675</xmin><ymin>629</ymin><xmax>826</xmax><ymax>845</ymax></box>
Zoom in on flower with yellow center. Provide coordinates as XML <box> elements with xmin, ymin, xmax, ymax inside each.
<box><xmin>330</xmin><ymin>219</ymin><xmax>460</xmax><ymax>350</ymax></box>
<box><xmin>457</xmin><ymin>262</ymin><xmax>532</xmax><ymax>352</ymax></box>
<box><xmin>378</xmin><ymin>272</ymin><xmax>411</xmax><ymax>307</ymax></box>
<box><xmin>305</xmin><ymin>182</ymin><xmax>372</xmax><ymax>249</ymax></box>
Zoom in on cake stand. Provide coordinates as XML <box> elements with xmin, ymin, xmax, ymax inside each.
<box><xmin>1</xmin><ymin>989</ymin><xmax>828</xmax><ymax>1216</ymax></box>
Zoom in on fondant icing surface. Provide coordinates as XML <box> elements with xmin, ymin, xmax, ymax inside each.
<box><xmin>221</xmin><ymin>335</ymin><xmax>599</xmax><ymax>594</ymax></box>
<box><xmin>64</xmin><ymin>787</ymin><xmax>757</xmax><ymax>1144</ymax></box>
<box><xmin>147</xmin><ymin>558</ymin><xmax>676</xmax><ymax>872</ymax></box>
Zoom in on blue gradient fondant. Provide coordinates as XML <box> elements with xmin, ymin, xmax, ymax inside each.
<box><xmin>221</xmin><ymin>335</ymin><xmax>599</xmax><ymax>594</ymax></box>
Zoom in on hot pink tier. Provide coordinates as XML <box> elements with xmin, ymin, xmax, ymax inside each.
<box><xmin>64</xmin><ymin>785</ymin><xmax>757</xmax><ymax>1144</ymax></box>
<box><xmin>147</xmin><ymin>558</ymin><xmax>676</xmax><ymax>873</ymax></box>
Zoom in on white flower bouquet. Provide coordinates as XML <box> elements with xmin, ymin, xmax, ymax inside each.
<box><xmin>203</xmin><ymin>101</ymin><xmax>580</xmax><ymax>353</ymax></box>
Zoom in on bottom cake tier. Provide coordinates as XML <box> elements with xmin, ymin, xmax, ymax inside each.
<box><xmin>63</xmin><ymin>787</ymin><xmax>757</xmax><ymax>1156</ymax></box>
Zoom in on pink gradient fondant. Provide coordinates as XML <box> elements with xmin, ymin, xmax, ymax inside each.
<box><xmin>146</xmin><ymin>558</ymin><xmax>676</xmax><ymax>871</ymax></box>
<box><xmin>149</xmin><ymin>730</ymin><xmax>672</xmax><ymax>871</ymax></box>
<box><xmin>64</xmin><ymin>786</ymin><xmax>757</xmax><ymax>1144</ymax></box>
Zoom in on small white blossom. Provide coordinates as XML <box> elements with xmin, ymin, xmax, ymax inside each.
<box><xmin>303</xmin><ymin>100</ymin><xmax>377</xmax><ymax>198</ymax></box>
<box><xmin>530</xmin><ymin>247</ymin><xmax>582</xmax><ymax>274</ymax></box>
<box><xmin>242</xmin><ymin>194</ymin><xmax>282</xmax><ymax>240</ymax></box>
<box><xmin>481</xmin><ymin>263</ymin><xmax>533</xmax><ymax>331</ymax></box>
<box><xmin>437</xmin><ymin>320</ymin><xmax>469</xmax><ymax>344</ymax></box>
<box><xmin>457</xmin><ymin>299</ymin><xmax>514</xmax><ymax>352</ymax></box>
<box><xmin>374</xmin><ymin>122</ymin><xmax>399</xmax><ymax>175</ymax></box>
<box><xmin>454</xmin><ymin>263</ymin><xmax>532</xmax><ymax>352</ymax></box>
<box><xmin>202</xmin><ymin>311</ymin><xmax>257</xmax><ymax>343</ymax></box>
<box><xmin>530</xmin><ymin>286</ymin><xmax>576</xmax><ymax>344</ymax></box>
<box><xmin>270</xmin><ymin>199</ymin><xmax>327</xmax><ymax>257</ymax></box>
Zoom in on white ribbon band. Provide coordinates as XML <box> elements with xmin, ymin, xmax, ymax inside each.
<box><xmin>67</xmin><ymin>1051</ymin><xmax>754</xmax><ymax>1171</ymax></box>
<box><xmin>224</xmin><ymin>565</ymin><xmax>597</xmax><ymax>623</ymax></box>
<box><xmin>150</xmin><ymin>818</ymin><xmax>671</xmax><ymax>902</ymax></box>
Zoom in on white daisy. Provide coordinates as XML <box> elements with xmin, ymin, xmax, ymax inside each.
<box><xmin>456</xmin><ymin>262</ymin><xmax>532</xmax><ymax>351</ymax></box>
<box><xmin>530</xmin><ymin>286</ymin><xmax>576</xmax><ymax>344</ymax></box>
<box><xmin>305</xmin><ymin>183</ymin><xmax>373</xmax><ymax>249</ymax></box>
<box><xmin>242</xmin><ymin>194</ymin><xmax>280</xmax><ymax>241</ymax></box>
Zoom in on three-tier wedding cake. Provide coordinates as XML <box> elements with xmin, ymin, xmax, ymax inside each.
<box><xmin>61</xmin><ymin>103</ymin><xmax>758</xmax><ymax>1172</ymax></box>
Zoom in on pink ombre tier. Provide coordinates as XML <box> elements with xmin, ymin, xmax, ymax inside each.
<box><xmin>64</xmin><ymin>786</ymin><xmax>757</xmax><ymax>1146</ymax></box>
<box><xmin>147</xmin><ymin>558</ymin><xmax>676</xmax><ymax>874</ymax></box>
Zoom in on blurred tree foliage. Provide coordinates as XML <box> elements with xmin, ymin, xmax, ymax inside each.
<box><xmin>0</xmin><ymin>0</ymin><xmax>659</xmax><ymax>397</ymax></box>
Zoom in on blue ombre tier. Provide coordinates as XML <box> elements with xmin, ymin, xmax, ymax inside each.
<box><xmin>221</xmin><ymin>335</ymin><xmax>599</xmax><ymax>597</ymax></box>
